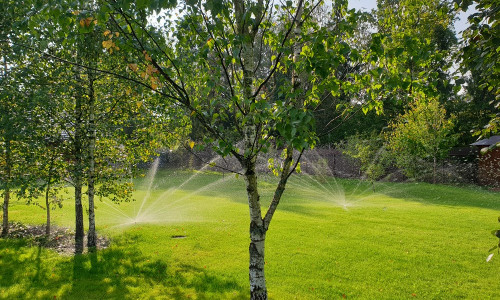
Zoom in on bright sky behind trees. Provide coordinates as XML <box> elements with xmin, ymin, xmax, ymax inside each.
<box><xmin>347</xmin><ymin>0</ymin><xmax>476</xmax><ymax>36</ymax></box>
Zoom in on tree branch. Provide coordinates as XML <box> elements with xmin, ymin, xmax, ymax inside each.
<box><xmin>4</xmin><ymin>41</ymin><xmax>182</xmax><ymax>102</ymax></box>
<box><xmin>251</xmin><ymin>0</ymin><xmax>304</xmax><ymax>100</ymax></box>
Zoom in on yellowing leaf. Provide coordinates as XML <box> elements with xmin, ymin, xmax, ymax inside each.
<box><xmin>115</xmin><ymin>32</ymin><xmax>120</xmax><ymax>37</ymax></box>
<box><xmin>136</xmin><ymin>101</ymin><xmax>143</xmax><ymax>108</ymax></box>
<box><xmin>128</xmin><ymin>63</ymin><xmax>138</xmax><ymax>71</ymax></box>
<box><xmin>145</xmin><ymin>53</ymin><xmax>152</xmax><ymax>62</ymax></box>
<box><xmin>146</xmin><ymin>64</ymin><xmax>158</xmax><ymax>75</ymax></box>
<box><xmin>103</xmin><ymin>30</ymin><xmax>111</xmax><ymax>36</ymax></box>
<box><xmin>151</xmin><ymin>82</ymin><xmax>158</xmax><ymax>90</ymax></box>
<box><xmin>190</xmin><ymin>110</ymin><xmax>196</xmax><ymax>116</ymax></box>
<box><xmin>72</xmin><ymin>10</ymin><xmax>80</xmax><ymax>15</ymax></box>
<box><xmin>84</xmin><ymin>17</ymin><xmax>93</xmax><ymax>27</ymax></box>
<box><xmin>79</xmin><ymin>19</ymin><xmax>85</xmax><ymax>27</ymax></box>
<box><xmin>102</xmin><ymin>40</ymin><xmax>113</xmax><ymax>49</ymax></box>
<box><xmin>207</xmin><ymin>38</ymin><xmax>215</xmax><ymax>49</ymax></box>
<box><xmin>125</xmin><ymin>88</ymin><xmax>131</xmax><ymax>95</ymax></box>
<box><xmin>189</xmin><ymin>141</ymin><xmax>195</xmax><ymax>149</ymax></box>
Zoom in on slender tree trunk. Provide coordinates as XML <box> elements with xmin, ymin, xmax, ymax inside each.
<box><xmin>45</xmin><ymin>158</ymin><xmax>55</xmax><ymax>235</ymax></box>
<box><xmin>74</xmin><ymin>178</ymin><xmax>84</xmax><ymax>254</ymax></box>
<box><xmin>74</xmin><ymin>83</ymin><xmax>85</xmax><ymax>254</ymax></box>
<box><xmin>2</xmin><ymin>139</ymin><xmax>11</xmax><ymax>237</ymax></box>
<box><xmin>232</xmin><ymin>0</ymin><xmax>268</xmax><ymax>296</ymax></box>
<box><xmin>1</xmin><ymin>43</ymin><xmax>12</xmax><ymax>237</ymax></box>
<box><xmin>232</xmin><ymin>0</ymin><xmax>303</xmax><ymax>297</ymax></box>
<box><xmin>87</xmin><ymin>62</ymin><xmax>97</xmax><ymax>251</ymax></box>
<box><xmin>2</xmin><ymin>187</ymin><xmax>9</xmax><ymax>237</ymax></box>
<box><xmin>2</xmin><ymin>186</ymin><xmax>9</xmax><ymax>237</ymax></box>
<box><xmin>45</xmin><ymin>182</ymin><xmax>51</xmax><ymax>235</ymax></box>
<box><xmin>243</xmin><ymin>157</ymin><xmax>267</xmax><ymax>299</ymax></box>
<box><xmin>87</xmin><ymin>142</ymin><xmax>96</xmax><ymax>251</ymax></box>
<box><xmin>433</xmin><ymin>156</ymin><xmax>437</xmax><ymax>184</ymax></box>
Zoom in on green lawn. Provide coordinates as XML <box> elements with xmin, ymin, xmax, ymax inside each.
<box><xmin>1</xmin><ymin>170</ymin><xmax>499</xmax><ymax>299</ymax></box>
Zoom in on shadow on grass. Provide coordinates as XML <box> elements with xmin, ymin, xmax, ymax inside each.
<box><xmin>238</xmin><ymin>177</ymin><xmax>500</xmax><ymax>216</ymax></box>
<box><xmin>0</xmin><ymin>234</ymin><xmax>247</xmax><ymax>299</ymax></box>
<box><xmin>283</xmin><ymin>175</ymin><xmax>500</xmax><ymax>212</ymax></box>
<box><xmin>375</xmin><ymin>182</ymin><xmax>500</xmax><ymax>210</ymax></box>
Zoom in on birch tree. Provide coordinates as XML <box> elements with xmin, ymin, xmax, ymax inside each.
<box><xmin>23</xmin><ymin>0</ymin><xmax>374</xmax><ymax>297</ymax></box>
<box><xmin>3</xmin><ymin>0</ymin><xmax>188</xmax><ymax>252</ymax></box>
<box><xmin>92</xmin><ymin>0</ymin><xmax>371</xmax><ymax>298</ymax></box>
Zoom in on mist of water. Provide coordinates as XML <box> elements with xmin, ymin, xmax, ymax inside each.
<box><xmin>99</xmin><ymin>155</ymin><xmax>236</xmax><ymax>228</ymax></box>
<box><xmin>99</xmin><ymin>148</ymin><xmax>406</xmax><ymax>230</ymax></box>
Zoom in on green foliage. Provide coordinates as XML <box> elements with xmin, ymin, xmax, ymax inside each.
<box><xmin>96</xmin><ymin>0</ymin><xmax>383</xmax><ymax>160</ymax></box>
<box><xmin>374</xmin><ymin>0</ymin><xmax>457</xmax><ymax>115</ymax></box>
<box><xmin>385</xmin><ymin>94</ymin><xmax>458</xmax><ymax>181</ymax></box>
<box><xmin>12</xmin><ymin>2</ymin><xmax>191</xmax><ymax>203</ymax></box>
<box><xmin>445</xmin><ymin>82</ymin><xmax>496</xmax><ymax>145</ymax></box>
<box><xmin>0</xmin><ymin>11</ymin><xmax>44</xmax><ymax>203</ymax></box>
<box><xmin>338</xmin><ymin>132</ymin><xmax>392</xmax><ymax>184</ymax></box>
<box><xmin>317</xmin><ymin>0</ymin><xmax>459</xmax><ymax>146</ymax></box>
<box><xmin>457</xmin><ymin>0</ymin><xmax>500</xmax><ymax>136</ymax></box>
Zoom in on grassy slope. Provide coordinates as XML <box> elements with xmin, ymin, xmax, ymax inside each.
<box><xmin>1</xmin><ymin>170</ymin><xmax>499</xmax><ymax>299</ymax></box>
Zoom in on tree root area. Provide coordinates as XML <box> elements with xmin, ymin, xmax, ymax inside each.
<box><xmin>1</xmin><ymin>222</ymin><xmax>109</xmax><ymax>255</ymax></box>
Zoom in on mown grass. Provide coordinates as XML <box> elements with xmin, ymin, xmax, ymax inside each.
<box><xmin>1</xmin><ymin>169</ymin><xmax>499</xmax><ymax>299</ymax></box>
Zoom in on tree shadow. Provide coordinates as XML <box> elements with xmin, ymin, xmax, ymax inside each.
<box><xmin>230</xmin><ymin>178</ymin><xmax>500</xmax><ymax>216</ymax></box>
<box><xmin>0</xmin><ymin>234</ymin><xmax>247</xmax><ymax>299</ymax></box>
<box><xmin>376</xmin><ymin>182</ymin><xmax>500</xmax><ymax>210</ymax></box>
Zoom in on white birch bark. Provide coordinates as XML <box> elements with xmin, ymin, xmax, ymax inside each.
<box><xmin>232</xmin><ymin>0</ymin><xmax>304</xmax><ymax>298</ymax></box>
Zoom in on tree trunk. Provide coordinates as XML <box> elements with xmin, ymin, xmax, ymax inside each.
<box><xmin>232</xmin><ymin>0</ymin><xmax>268</xmax><ymax>295</ymax></box>
<box><xmin>249</xmin><ymin>222</ymin><xmax>267</xmax><ymax>300</ymax></box>
<box><xmin>74</xmin><ymin>179</ymin><xmax>84</xmax><ymax>254</ymax></box>
<box><xmin>2</xmin><ymin>139</ymin><xmax>11</xmax><ymax>237</ymax></box>
<box><xmin>2</xmin><ymin>187</ymin><xmax>10</xmax><ymax>237</ymax></box>
<box><xmin>45</xmin><ymin>158</ymin><xmax>55</xmax><ymax>236</ymax></box>
<box><xmin>243</xmin><ymin>158</ymin><xmax>267</xmax><ymax>300</ymax></box>
<box><xmin>232</xmin><ymin>0</ymin><xmax>303</xmax><ymax>298</ymax></box>
<box><xmin>87</xmin><ymin>64</ymin><xmax>97</xmax><ymax>251</ymax></box>
<box><xmin>45</xmin><ymin>182</ymin><xmax>51</xmax><ymax>235</ymax></box>
<box><xmin>74</xmin><ymin>80</ymin><xmax>85</xmax><ymax>254</ymax></box>
<box><xmin>433</xmin><ymin>156</ymin><xmax>436</xmax><ymax>184</ymax></box>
